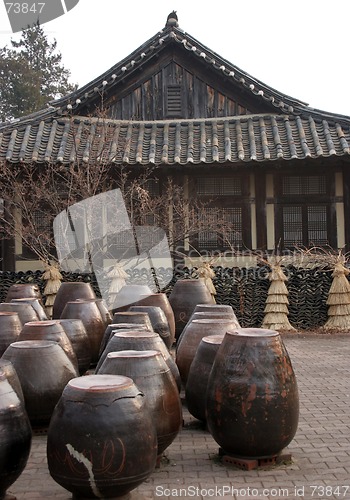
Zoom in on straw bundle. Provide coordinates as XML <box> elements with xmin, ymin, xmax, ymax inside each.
<box><xmin>324</xmin><ymin>261</ymin><xmax>350</xmax><ymax>331</ymax></box>
<box><xmin>42</xmin><ymin>263</ymin><xmax>63</xmax><ymax>318</ymax></box>
<box><xmin>262</xmin><ymin>262</ymin><xmax>295</xmax><ymax>331</ymax></box>
<box><xmin>107</xmin><ymin>263</ymin><xmax>128</xmax><ymax>308</ymax></box>
<box><xmin>196</xmin><ymin>261</ymin><xmax>217</xmax><ymax>302</ymax></box>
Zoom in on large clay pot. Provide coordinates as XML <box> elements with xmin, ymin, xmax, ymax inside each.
<box><xmin>112</xmin><ymin>284</ymin><xmax>153</xmax><ymax>313</ymax></box>
<box><xmin>129</xmin><ymin>305</ymin><xmax>172</xmax><ymax>349</ymax></box>
<box><xmin>47</xmin><ymin>374</ymin><xmax>157</xmax><ymax>499</ymax></box>
<box><xmin>168</xmin><ymin>279</ymin><xmax>215</xmax><ymax>339</ymax></box>
<box><xmin>185</xmin><ymin>334</ymin><xmax>224</xmax><ymax>422</ymax></box>
<box><xmin>60</xmin><ymin>300</ymin><xmax>104</xmax><ymax>365</ymax></box>
<box><xmin>58</xmin><ymin>319</ymin><xmax>92</xmax><ymax>375</ymax></box>
<box><xmin>5</xmin><ymin>283</ymin><xmax>41</xmax><ymax>302</ymax></box>
<box><xmin>2</xmin><ymin>340</ymin><xmax>77</xmax><ymax>428</ymax></box>
<box><xmin>0</xmin><ymin>373</ymin><xmax>32</xmax><ymax>500</ymax></box>
<box><xmin>75</xmin><ymin>298</ymin><xmax>112</xmax><ymax>331</ymax></box>
<box><xmin>98</xmin><ymin>350</ymin><xmax>182</xmax><ymax>458</ymax></box>
<box><xmin>0</xmin><ymin>358</ymin><xmax>24</xmax><ymax>404</ymax></box>
<box><xmin>206</xmin><ymin>328</ymin><xmax>299</xmax><ymax>459</ymax></box>
<box><xmin>176</xmin><ymin>318</ymin><xmax>240</xmax><ymax>386</ymax></box>
<box><xmin>111</xmin><ymin>310</ymin><xmax>153</xmax><ymax>330</ymax></box>
<box><xmin>19</xmin><ymin>320</ymin><xmax>79</xmax><ymax>374</ymax></box>
<box><xmin>96</xmin><ymin>330</ymin><xmax>181</xmax><ymax>391</ymax></box>
<box><xmin>99</xmin><ymin>323</ymin><xmax>150</xmax><ymax>358</ymax></box>
<box><xmin>177</xmin><ymin>309</ymin><xmax>240</xmax><ymax>349</ymax></box>
<box><xmin>52</xmin><ymin>282</ymin><xmax>96</xmax><ymax>319</ymax></box>
<box><xmin>0</xmin><ymin>302</ymin><xmax>38</xmax><ymax>325</ymax></box>
<box><xmin>11</xmin><ymin>297</ymin><xmax>48</xmax><ymax>320</ymax></box>
<box><xmin>0</xmin><ymin>311</ymin><xmax>22</xmax><ymax>356</ymax></box>
<box><xmin>135</xmin><ymin>293</ymin><xmax>176</xmax><ymax>345</ymax></box>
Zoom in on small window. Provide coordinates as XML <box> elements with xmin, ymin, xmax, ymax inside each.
<box><xmin>282</xmin><ymin>175</ymin><xmax>326</xmax><ymax>196</ymax></box>
<box><xmin>166</xmin><ymin>85</ymin><xmax>182</xmax><ymax>117</ymax></box>
<box><xmin>196</xmin><ymin>177</ymin><xmax>242</xmax><ymax>196</ymax></box>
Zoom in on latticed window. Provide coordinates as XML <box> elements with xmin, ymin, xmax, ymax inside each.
<box><xmin>282</xmin><ymin>175</ymin><xmax>326</xmax><ymax>196</ymax></box>
<box><xmin>191</xmin><ymin>175</ymin><xmax>250</xmax><ymax>252</ymax></box>
<box><xmin>278</xmin><ymin>174</ymin><xmax>333</xmax><ymax>248</ymax></box>
<box><xmin>197</xmin><ymin>207</ymin><xmax>243</xmax><ymax>249</ymax></box>
<box><xmin>282</xmin><ymin>205</ymin><xmax>328</xmax><ymax>247</ymax></box>
<box><xmin>197</xmin><ymin>177</ymin><xmax>242</xmax><ymax>196</ymax></box>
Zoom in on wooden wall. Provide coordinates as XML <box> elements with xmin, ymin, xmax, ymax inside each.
<box><xmin>105</xmin><ymin>61</ymin><xmax>252</xmax><ymax>121</ymax></box>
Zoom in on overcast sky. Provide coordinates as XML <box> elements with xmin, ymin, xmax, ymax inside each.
<box><xmin>1</xmin><ymin>0</ymin><xmax>349</xmax><ymax>117</ymax></box>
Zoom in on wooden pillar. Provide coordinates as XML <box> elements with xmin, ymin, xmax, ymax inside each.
<box><xmin>342</xmin><ymin>167</ymin><xmax>350</xmax><ymax>251</ymax></box>
<box><xmin>255</xmin><ymin>170</ymin><xmax>267</xmax><ymax>249</ymax></box>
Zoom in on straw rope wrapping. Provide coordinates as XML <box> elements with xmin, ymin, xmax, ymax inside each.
<box><xmin>324</xmin><ymin>260</ymin><xmax>350</xmax><ymax>331</ymax></box>
<box><xmin>262</xmin><ymin>262</ymin><xmax>296</xmax><ymax>331</ymax></box>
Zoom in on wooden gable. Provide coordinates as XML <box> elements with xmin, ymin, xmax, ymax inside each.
<box><xmin>91</xmin><ymin>49</ymin><xmax>276</xmax><ymax>121</ymax></box>
<box><xmin>68</xmin><ymin>15</ymin><xmax>304</xmax><ymax>122</ymax></box>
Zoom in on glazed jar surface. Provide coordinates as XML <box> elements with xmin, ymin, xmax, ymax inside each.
<box><xmin>0</xmin><ymin>373</ymin><xmax>32</xmax><ymax>499</ymax></box>
<box><xmin>168</xmin><ymin>279</ymin><xmax>215</xmax><ymax>339</ymax></box>
<box><xmin>98</xmin><ymin>350</ymin><xmax>182</xmax><ymax>457</ymax></box>
<box><xmin>206</xmin><ymin>328</ymin><xmax>299</xmax><ymax>459</ymax></box>
<box><xmin>47</xmin><ymin>374</ymin><xmax>157</xmax><ymax>499</ymax></box>
<box><xmin>52</xmin><ymin>282</ymin><xmax>96</xmax><ymax>319</ymax></box>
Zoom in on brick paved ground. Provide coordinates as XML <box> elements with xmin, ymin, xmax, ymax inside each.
<box><xmin>8</xmin><ymin>334</ymin><xmax>350</xmax><ymax>500</ymax></box>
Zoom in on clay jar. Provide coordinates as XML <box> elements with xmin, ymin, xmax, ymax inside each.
<box><xmin>47</xmin><ymin>374</ymin><xmax>157</xmax><ymax>499</ymax></box>
<box><xmin>99</xmin><ymin>323</ymin><xmax>149</xmax><ymax>358</ymax></box>
<box><xmin>206</xmin><ymin>328</ymin><xmax>299</xmax><ymax>459</ymax></box>
<box><xmin>52</xmin><ymin>281</ymin><xmax>96</xmax><ymax>319</ymax></box>
<box><xmin>0</xmin><ymin>311</ymin><xmax>22</xmax><ymax>356</ymax></box>
<box><xmin>135</xmin><ymin>293</ymin><xmax>176</xmax><ymax>345</ymax></box>
<box><xmin>177</xmin><ymin>309</ymin><xmax>240</xmax><ymax>349</ymax></box>
<box><xmin>60</xmin><ymin>300</ymin><xmax>104</xmax><ymax>365</ymax></box>
<box><xmin>129</xmin><ymin>305</ymin><xmax>172</xmax><ymax>349</ymax></box>
<box><xmin>98</xmin><ymin>350</ymin><xmax>182</xmax><ymax>458</ymax></box>
<box><xmin>168</xmin><ymin>279</ymin><xmax>215</xmax><ymax>339</ymax></box>
<box><xmin>0</xmin><ymin>373</ymin><xmax>32</xmax><ymax>500</ymax></box>
<box><xmin>185</xmin><ymin>334</ymin><xmax>224</xmax><ymax>422</ymax></box>
<box><xmin>112</xmin><ymin>310</ymin><xmax>153</xmax><ymax>330</ymax></box>
<box><xmin>111</xmin><ymin>284</ymin><xmax>153</xmax><ymax>313</ymax></box>
<box><xmin>96</xmin><ymin>330</ymin><xmax>181</xmax><ymax>391</ymax></box>
<box><xmin>57</xmin><ymin>319</ymin><xmax>92</xmax><ymax>375</ymax></box>
<box><xmin>19</xmin><ymin>320</ymin><xmax>79</xmax><ymax>374</ymax></box>
<box><xmin>0</xmin><ymin>358</ymin><xmax>24</xmax><ymax>404</ymax></box>
<box><xmin>11</xmin><ymin>297</ymin><xmax>48</xmax><ymax>320</ymax></box>
<box><xmin>5</xmin><ymin>283</ymin><xmax>41</xmax><ymax>302</ymax></box>
<box><xmin>0</xmin><ymin>302</ymin><xmax>38</xmax><ymax>325</ymax></box>
<box><xmin>2</xmin><ymin>340</ymin><xmax>77</xmax><ymax>428</ymax></box>
<box><xmin>75</xmin><ymin>298</ymin><xmax>112</xmax><ymax>331</ymax></box>
<box><xmin>176</xmin><ymin>318</ymin><xmax>240</xmax><ymax>386</ymax></box>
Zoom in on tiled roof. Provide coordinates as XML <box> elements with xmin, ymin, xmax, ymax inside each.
<box><xmin>1</xmin><ymin>114</ymin><xmax>350</xmax><ymax>165</ymax></box>
<box><xmin>46</xmin><ymin>22</ymin><xmax>308</xmax><ymax>117</ymax></box>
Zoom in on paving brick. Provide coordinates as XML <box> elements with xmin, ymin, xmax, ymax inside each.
<box><xmin>6</xmin><ymin>335</ymin><xmax>350</xmax><ymax>500</ymax></box>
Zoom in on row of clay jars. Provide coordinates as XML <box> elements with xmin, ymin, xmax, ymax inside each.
<box><xmin>96</xmin><ymin>329</ymin><xmax>181</xmax><ymax>392</ymax></box>
<box><xmin>98</xmin><ymin>349</ymin><xmax>182</xmax><ymax>460</ymax></box>
<box><xmin>175</xmin><ymin>304</ymin><xmax>241</xmax><ymax>387</ymax></box>
<box><xmin>111</xmin><ymin>285</ymin><xmax>176</xmax><ymax>347</ymax></box>
<box><xmin>0</xmin><ymin>310</ymin><xmax>92</xmax><ymax>376</ymax></box>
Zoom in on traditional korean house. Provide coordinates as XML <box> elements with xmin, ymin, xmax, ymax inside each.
<box><xmin>1</xmin><ymin>12</ymin><xmax>350</xmax><ymax>272</ymax></box>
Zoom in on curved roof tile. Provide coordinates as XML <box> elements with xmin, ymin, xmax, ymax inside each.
<box><xmin>1</xmin><ymin>114</ymin><xmax>349</xmax><ymax>165</ymax></box>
